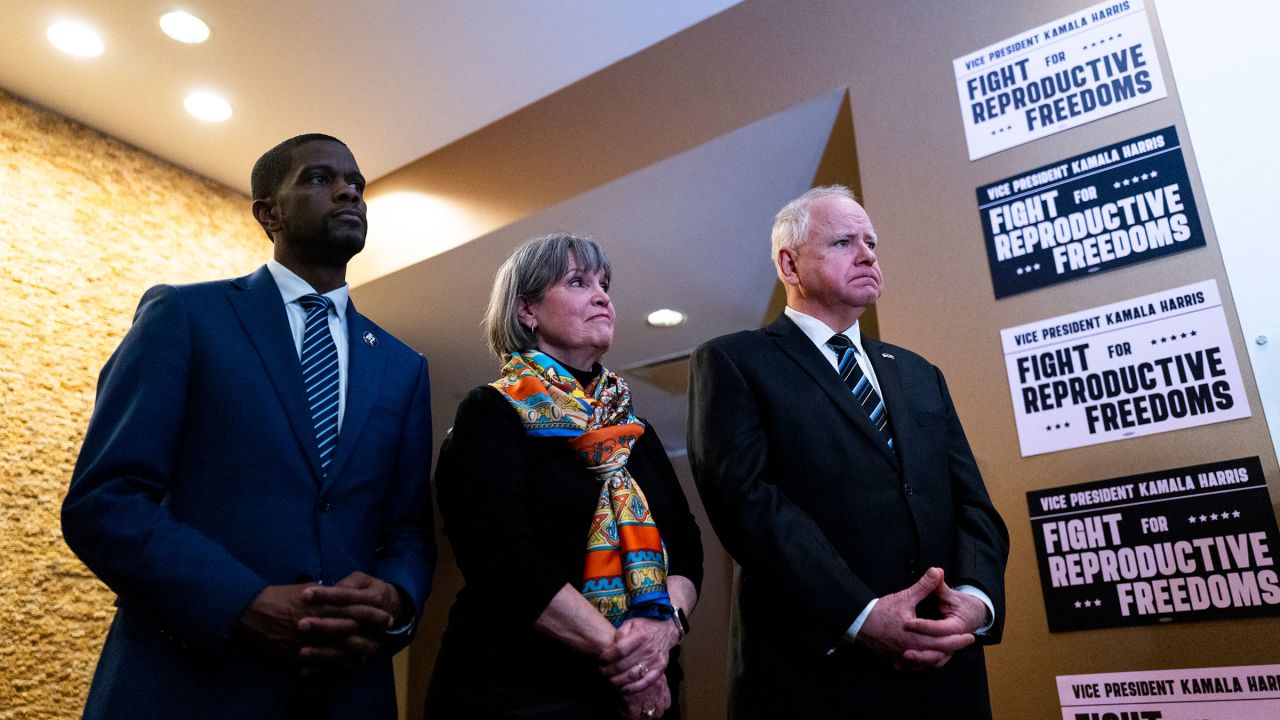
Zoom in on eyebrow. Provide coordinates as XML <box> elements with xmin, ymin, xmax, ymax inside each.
<box><xmin>297</xmin><ymin>164</ymin><xmax>365</xmax><ymax>185</ymax></box>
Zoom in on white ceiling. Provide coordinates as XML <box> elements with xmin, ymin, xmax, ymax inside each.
<box><xmin>0</xmin><ymin>0</ymin><xmax>740</xmax><ymax>194</ymax></box>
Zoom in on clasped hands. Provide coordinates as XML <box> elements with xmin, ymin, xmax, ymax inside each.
<box><xmin>856</xmin><ymin>567</ymin><xmax>988</xmax><ymax>671</ymax></box>
<box><xmin>598</xmin><ymin>617</ymin><xmax>681</xmax><ymax>720</ymax></box>
<box><xmin>236</xmin><ymin>570</ymin><xmax>406</xmax><ymax>674</ymax></box>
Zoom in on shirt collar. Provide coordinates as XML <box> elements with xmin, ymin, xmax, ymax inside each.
<box><xmin>784</xmin><ymin>306</ymin><xmax>862</xmax><ymax>350</ymax></box>
<box><xmin>266</xmin><ymin>259</ymin><xmax>349</xmax><ymax>317</ymax></box>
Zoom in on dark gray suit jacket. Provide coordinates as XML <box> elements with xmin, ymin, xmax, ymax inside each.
<box><xmin>688</xmin><ymin>313</ymin><xmax>1008</xmax><ymax>719</ymax></box>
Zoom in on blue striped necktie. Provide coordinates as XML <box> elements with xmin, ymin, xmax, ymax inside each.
<box><xmin>298</xmin><ymin>294</ymin><xmax>340</xmax><ymax>477</ymax></box>
<box><xmin>827</xmin><ymin>334</ymin><xmax>895</xmax><ymax>452</ymax></box>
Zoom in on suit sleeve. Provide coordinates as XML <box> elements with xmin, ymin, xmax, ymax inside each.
<box><xmin>61</xmin><ymin>285</ymin><xmax>269</xmax><ymax>647</ymax></box>
<box><xmin>935</xmin><ymin>367</ymin><xmax>1009</xmax><ymax>643</ymax></box>
<box><xmin>687</xmin><ymin>342</ymin><xmax>875</xmax><ymax>655</ymax></box>
<box><xmin>434</xmin><ymin>387</ymin><xmax>576</xmax><ymax>627</ymax></box>
<box><xmin>372</xmin><ymin>353</ymin><xmax>436</xmax><ymax>636</ymax></box>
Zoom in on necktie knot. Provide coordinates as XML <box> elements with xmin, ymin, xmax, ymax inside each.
<box><xmin>298</xmin><ymin>293</ymin><xmax>332</xmax><ymax>316</ymax></box>
<box><xmin>826</xmin><ymin>333</ymin><xmax>855</xmax><ymax>355</ymax></box>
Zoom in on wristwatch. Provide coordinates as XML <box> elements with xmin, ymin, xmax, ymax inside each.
<box><xmin>670</xmin><ymin>606</ymin><xmax>690</xmax><ymax>641</ymax></box>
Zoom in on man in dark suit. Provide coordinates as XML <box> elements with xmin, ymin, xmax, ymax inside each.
<box><xmin>688</xmin><ymin>185</ymin><xmax>1008</xmax><ymax>719</ymax></box>
<box><xmin>62</xmin><ymin>134</ymin><xmax>435</xmax><ymax>719</ymax></box>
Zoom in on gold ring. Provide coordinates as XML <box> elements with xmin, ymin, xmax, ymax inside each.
<box><xmin>642</xmin><ymin>709</ymin><xmax>656</xmax><ymax>719</ymax></box>
<box><xmin>633</xmin><ymin>663</ymin><xmax>648</xmax><ymax>680</ymax></box>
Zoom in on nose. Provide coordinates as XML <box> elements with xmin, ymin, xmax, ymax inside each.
<box><xmin>855</xmin><ymin>239</ymin><xmax>876</xmax><ymax>265</ymax></box>
<box><xmin>335</xmin><ymin>181</ymin><xmax>361</xmax><ymax>203</ymax></box>
<box><xmin>592</xmin><ymin>283</ymin><xmax>611</xmax><ymax>306</ymax></box>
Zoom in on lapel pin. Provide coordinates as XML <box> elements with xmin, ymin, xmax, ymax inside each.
<box><xmin>881</xmin><ymin>352</ymin><xmax>895</xmax><ymax>360</ymax></box>
<box><xmin>363</xmin><ymin>331</ymin><xmax>378</xmax><ymax>348</ymax></box>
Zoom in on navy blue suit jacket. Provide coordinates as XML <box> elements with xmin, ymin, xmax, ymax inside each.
<box><xmin>688</xmin><ymin>314</ymin><xmax>1008</xmax><ymax>719</ymax></box>
<box><xmin>63</xmin><ymin>266</ymin><xmax>435</xmax><ymax>719</ymax></box>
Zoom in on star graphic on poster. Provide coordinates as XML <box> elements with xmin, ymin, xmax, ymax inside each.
<box><xmin>1150</xmin><ymin>170</ymin><xmax>1158</xmax><ymax>177</ymax></box>
<box><xmin>1233</xmin><ymin>510</ymin><xmax>1241</xmax><ymax>518</ymax></box>
<box><xmin>1122</xmin><ymin>179</ymin><xmax>1131</xmax><ymax>186</ymax></box>
<box><xmin>1181</xmin><ymin>333</ymin><xmax>1188</xmax><ymax>338</ymax></box>
<box><xmin>1152</xmin><ymin>339</ymin><xmax>1158</xmax><ymax>345</ymax></box>
<box><xmin>1190</xmin><ymin>330</ymin><xmax>1196</xmax><ymax>336</ymax></box>
<box><xmin>1081</xmin><ymin>600</ymin><xmax>1090</xmax><ymax>607</ymax></box>
<box><xmin>1131</xmin><ymin>176</ymin><xmax>1140</xmax><ymax>184</ymax></box>
<box><xmin>1199</xmin><ymin>514</ymin><xmax>1208</xmax><ymax>522</ymax></box>
<box><xmin>1093</xmin><ymin>599</ymin><xmax>1102</xmax><ymax>606</ymax></box>
<box><xmin>1016</xmin><ymin>267</ymin><xmax>1023</xmax><ymax>275</ymax></box>
<box><xmin>1210</xmin><ymin>513</ymin><xmax>1219</xmax><ymax>520</ymax></box>
<box><xmin>1114</xmin><ymin>182</ymin><xmax>1122</xmax><ymax>189</ymax></box>
<box><xmin>1141</xmin><ymin>173</ymin><xmax>1149</xmax><ymax>181</ymax></box>
<box><xmin>1074</xmin><ymin>601</ymin><xmax>1082</xmax><ymax>608</ymax></box>
<box><xmin>1188</xmin><ymin>516</ymin><xmax>1197</xmax><ymax>523</ymax></box>
<box><xmin>1033</xmin><ymin>263</ymin><xmax>1041</xmax><ymax>270</ymax></box>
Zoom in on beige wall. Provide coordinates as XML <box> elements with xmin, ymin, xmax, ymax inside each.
<box><xmin>0</xmin><ymin>89</ymin><xmax>264</xmax><ymax>718</ymax></box>
<box><xmin>372</xmin><ymin>1</ymin><xmax>1279</xmax><ymax>718</ymax></box>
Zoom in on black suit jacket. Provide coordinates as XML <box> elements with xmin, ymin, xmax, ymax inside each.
<box><xmin>688</xmin><ymin>313</ymin><xmax>1008</xmax><ymax>719</ymax></box>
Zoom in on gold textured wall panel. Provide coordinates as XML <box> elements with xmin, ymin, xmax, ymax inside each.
<box><xmin>0</xmin><ymin>89</ymin><xmax>264</xmax><ymax>719</ymax></box>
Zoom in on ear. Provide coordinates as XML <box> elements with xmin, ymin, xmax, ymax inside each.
<box><xmin>516</xmin><ymin>295</ymin><xmax>537</xmax><ymax>330</ymax></box>
<box><xmin>777</xmin><ymin>247</ymin><xmax>801</xmax><ymax>287</ymax></box>
<box><xmin>251</xmin><ymin>198</ymin><xmax>280</xmax><ymax>238</ymax></box>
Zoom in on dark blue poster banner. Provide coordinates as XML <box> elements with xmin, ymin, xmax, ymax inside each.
<box><xmin>977</xmin><ymin>126</ymin><xmax>1205</xmax><ymax>298</ymax></box>
<box><xmin>1027</xmin><ymin>456</ymin><xmax>1280</xmax><ymax>633</ymax></box>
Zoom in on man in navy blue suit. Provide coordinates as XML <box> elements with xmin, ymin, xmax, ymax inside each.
<box><xmin>63</xmin><ymin>134</ymin><xmax>435</xmax><ymax>719</ymax></box>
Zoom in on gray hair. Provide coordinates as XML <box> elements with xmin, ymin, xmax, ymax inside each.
<box><xmin>483</xmin><ymin>232</ymin><xmax>612</xmax><ymax>360</ymax></box>
<box><xmin>770</xmin><ymin>184</ymin><xmax>857</xmax><ymax>280</ymax></box>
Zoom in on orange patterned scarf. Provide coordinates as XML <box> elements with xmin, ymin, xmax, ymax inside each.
<box><xmin>491</xmin><ymin>350</ymin><xmax>672</xmax><ymax>625</ymax></box>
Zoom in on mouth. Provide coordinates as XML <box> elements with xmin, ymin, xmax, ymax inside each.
<box><xmin>330</xmin><ymin>209</ymin><xmax>365</xmax><ymax>223</ymax></box>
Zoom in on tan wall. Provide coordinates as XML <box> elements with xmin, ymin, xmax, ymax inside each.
<box><xmin>0</xmin><ymin>89</ymin><xmax>264</xmax><ymax>719</ymax></box>
<box><xmin>368</xmin><ymin>1</ymin><xmax>1280</xmax><ymax>717</ymax></box>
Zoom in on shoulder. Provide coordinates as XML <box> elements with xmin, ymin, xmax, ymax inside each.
<box><xmin>695</xmin><ymin>327</ymin><xmax>771</xmax><ymax>357</ymax></box>
<box><xmin>865</xmin><ymin>337</ymin><xmax>948</xmax><ymax>390</ymax></box>
<box><xmin>350</xmin><ymin>311</ymin><xmax>428</xmax><ymax>367</ymax></box>
<box><xmin>454</xmin><ymin>384</ymin><xmax>522</xmax><ymax>425</ymax></box>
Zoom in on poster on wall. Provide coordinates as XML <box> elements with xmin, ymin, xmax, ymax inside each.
<box><xmin>1057</xmin><ymin>663</ymin><xmax>1280</xmax><ymax>719</ymax></box>
<box><xmin>977</xmin><ymin>126</ymin><xmax>1204</xmax><ymax>298</ymax></box>
<box><xmin>1000</xmin><ymin>279</ymin><xmax>1251</xmax><ymax>457</ymax></box>
<box><xmin>1028</xmin><ymin>456</ymin><xmax>1280</xmax><ymax>633</ymax></box>
<box><xmin>953</xmin><ymin>0</ymin><xmax>1167</xmax><ymax>160</ymax></box>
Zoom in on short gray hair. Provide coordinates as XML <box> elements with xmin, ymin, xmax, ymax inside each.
<box><xmin>770</xmin><ymin>184</ymin><xmax>857</xmax><ymax>280</ymax></box>
<box><xmin>483</xmin><ymin>233</ymin><xmax>612</xmax><ymax>360</ymax></box>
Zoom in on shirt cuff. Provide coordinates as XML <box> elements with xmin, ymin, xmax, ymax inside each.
<box><xmin>845</xmin><ymin>598</ymin><xmax>878</xmax><ymax>642</ymax></box>
<box><xmin>955</xmin><ymin>584</ymin><xmax>995</xmax><ymax>634</ymax></box>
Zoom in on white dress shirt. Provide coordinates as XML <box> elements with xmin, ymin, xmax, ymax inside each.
<box><xmin>783</xmin><ymin>307</ymin><xmax>994</xmax><ymax>642</ymax></box>
<box><xmin>266</xmin><ymin>259</ymin><xmax>349</xmax><ymax>432</ymax></box>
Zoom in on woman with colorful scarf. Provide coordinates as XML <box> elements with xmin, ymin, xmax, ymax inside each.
<box><xmin>425</xmin><ymin>234</ymin><xmax>703</xmax><ymax>720</ymax></box>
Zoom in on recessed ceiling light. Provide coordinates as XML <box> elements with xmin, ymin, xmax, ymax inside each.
<box><xmin>646</xmin><ymin>309</ymin><xmax>686</xmax><ymax>327</ymax></box>
<box><xmin>47</xmin><ymin>20</ymin><xmax>104</xmax><ymax>58</ymax></box>
<box><xmin>184</xmin><ymin>91</ymin><xmax>232</xmax><ymax>122</ymax></box>
<box><xmin>160</xmin><ymin>10</ymin><xmax>210</xmax><ymax>44</ymax></box>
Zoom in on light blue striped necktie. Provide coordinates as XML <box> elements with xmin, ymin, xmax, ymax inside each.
<box><xmin>827</xmin><ymin>334</ymin><xmax>895</xmax><ymax>452</ymax></box>
<box><xmin>298</xmin><ymin>294</ymin><xmax>340</xmax><ymax>477</ymax></box>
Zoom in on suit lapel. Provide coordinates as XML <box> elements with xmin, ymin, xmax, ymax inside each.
<box><xmin>323</xmin><ymin>303</ymin><xmax>386</xmax><ymax>488</ymax></box>
<box><xmin>767</xmin><ymin>314</ymin><xmax>899</xmax><ymax>469</ymax></box>
<box><xmin>863</xmin><ymin>337</ymin><xmax>913</xmax><ymax>471</ymax></box>
<box><xmin>227</xmin><ymin>266</ymin><xmax>325</xmax><ymax>481</ymax></box>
